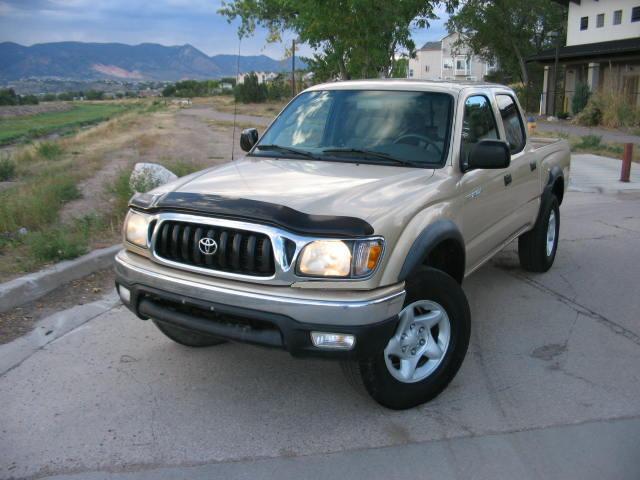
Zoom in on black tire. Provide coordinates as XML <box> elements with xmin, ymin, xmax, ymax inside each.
<box><xmin>518</xmin><ymin>194</ymin><xmax>560</xmax><ymax>273</ymax></box>
<box><xmin>152</xmin><ymin>320</ymin><xmax>226</xmax><ymax>347</ymax></box>
<box><xmin>345</xmin><ymin>267</ymin><xmax>471</xmax><ymax>410</ymax></box>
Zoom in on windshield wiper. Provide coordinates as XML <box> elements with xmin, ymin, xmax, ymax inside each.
<box><xmin>254</xmin><ymin>144</ymin><xmax>319</xmax><ymax>160</ymax></box>
<box><xmin>321</xmin><ymin>148</ymin><xmax>415</xmax><ymax>166</ymax></box>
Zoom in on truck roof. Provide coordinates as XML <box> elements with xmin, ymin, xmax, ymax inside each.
<box><xmin>305</xmin><ymin>79</ymin><xmax>508</xmax><ymax>95</ymax></box>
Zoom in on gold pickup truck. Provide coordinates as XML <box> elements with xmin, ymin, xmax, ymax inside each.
<box><xmin>115</xmin><ymin>80</ymin><xmax>570</xmax><ymax>409</ymax></box>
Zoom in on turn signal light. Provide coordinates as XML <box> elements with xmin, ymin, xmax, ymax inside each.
<box><xmin>310</xmin><ymin>332</ymin><xmax>356</xmax><ymax>350</ymax></box>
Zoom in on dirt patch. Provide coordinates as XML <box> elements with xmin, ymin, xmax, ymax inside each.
<box><xmin>0</xmin><ymin>102</ymin><xmax>73</xmax><ymax>118</ymax></box>
<box><xmin>0</xmin><ymin>268</ymin><xmax>115</xmax><ymax>344</ymax></box>
<box><xmin>203</xmin><ymin>96</ymin><xmax>287</xmax><ymax>118</ymax></box>
<box><xmin>59</xmin><ymin>105</ymin><xmax>236</xmax><ymax>224</ymax></box>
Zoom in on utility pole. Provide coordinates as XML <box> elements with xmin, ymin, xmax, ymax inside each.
<box><xmin>291</xmin><ymin>39</ymin><xmax>296</xmax><ymax>97</ymax></box>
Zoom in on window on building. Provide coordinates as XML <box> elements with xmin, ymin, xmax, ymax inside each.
<box><xmin>455</xmin><ymin>57</ymin><xmax>470</xmax><ymax>74</ymax></box>
<box><xmin>580</xmin><ymin>16</ymin><xmax>589</xmax><ymax>30</ymax></box>
<box><xmin>596</xmin><ymin>13</ymin><xmax>605</xmax><ymax>27</ymax></box>
<box><xmin>443</xmin><ymin>58</ymin><xmax>453</xmax><ymax>70</ymax></box>
<box><xmin>613</xmin><ymin>10</ymin><xmax>623</xmax><ymax>24</ymax></box>
<box><xmin>425</xmin><ymin>65</ymin><xmax>430</xmax><ymax>72</ymax></box>
<box><xmin>496</xmin><ymin>95</ymin><xmax>526</xmax><ymax>154</ymax></box>
<box><xmin>632</xmin><ymin>6</ymin><xmax>640</xmax><ymax>22</ymax></box>
<box><xmin>409</xmin><ymin>69</ymin><xmax>414</xmax><ymax>77</ymax></box>
<box><xmin>460</xmin><ymin>95</ymin><xmax>499</xmax><ymax>169</ymax></box>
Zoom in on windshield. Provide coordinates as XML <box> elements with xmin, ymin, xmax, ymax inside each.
<box><xmin>252</xmin><ymin>89</ymin><xmax>453</xmax><ymax>167</ymax></box>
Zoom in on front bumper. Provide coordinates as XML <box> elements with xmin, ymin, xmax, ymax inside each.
<box><xmin>115</xmin><ymin>250</ymin><xmax>405</xmax><ymax>359</ymax></box>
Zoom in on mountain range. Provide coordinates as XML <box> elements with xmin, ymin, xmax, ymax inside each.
<box><xmin>0</xmin><ymin>42</ymin><xmax>304</xmax><ymax>82</ymax></box>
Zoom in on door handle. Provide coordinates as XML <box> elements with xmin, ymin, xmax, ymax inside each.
<box><xmin>504</xmin><ymin>173</ymin><xmax>512</xmax><ymax>186</ymax></box>
<box><xmin>530</xmin><ymin>161</ymin><xmax>537</xmax><ymax>171</ymax></box>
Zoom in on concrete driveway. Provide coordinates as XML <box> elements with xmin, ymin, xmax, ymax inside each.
<box><xmin>1</xmin><ymin>190</ymin><xmax>639</xmax><ymax>480</ymax></box>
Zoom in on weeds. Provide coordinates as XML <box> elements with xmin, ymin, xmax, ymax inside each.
<box><xmin>0</xmin><ymin>155</ymin><xmax>16</xmax><ymax>181</ymax></box>
<box><xmin>572</xmin><ymin>135</ymin><xmax>624</xmax><ymax>156</ymax></box>
<box><xmin>160</xmin><ymin>158</ymin><xmax>205</xmax><ymax>177</ymax></box>
<box><xmin>574</xmin><ymin>135</ymin><xmax>602</xmax><ymax>149</ymax></box>
<box><xmin>35</xmin><ymin>141</ymin><xmax>64</xmax><ymax>160</ymax></box>
<box><xmin>110</xmin><ymin>168</ymin><xmax>135</xmax><ymax>217</ymax></box>
<box><xmin>26</xmin><ymin>228</ymin><xmax>88</xmax><ymax>263</ymax></box>
<box><xmin>0</xmin><ymin>175</ymin><xmax>81</xmax><ymax>233</ymax></box>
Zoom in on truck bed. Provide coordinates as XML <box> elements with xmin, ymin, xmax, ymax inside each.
<box><xmin>530</xmin><ymin>136</ymin><xmax>564</xmax><ymax>151</ymax></box>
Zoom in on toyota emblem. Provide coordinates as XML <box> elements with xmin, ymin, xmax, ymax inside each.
<box><xmin>198</xmin><ymin>237</ymin><xmax>218</xmax><ymax>255</ymax></box>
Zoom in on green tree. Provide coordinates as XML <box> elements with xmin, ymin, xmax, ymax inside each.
<box><xmin>85</xmin><ymin>90</ymin><xmax>105</xmax><ymax>100</ymax></box>
<box><xmin>390</xmin><ymin>57</ymin><xmax>409</xmax><ymax>79</ymax></box>
<box><xmin>19</xmin><ymin>94</ymin><xmax>39</xmax><ymax>105</ymax></box>
<box><xmin>447</xmin><ymin>0</ymin><xmax>565</xmax><ymax>90</ymax></box>
<box><xmin>219</xmin><ymin>0</ymin><xmax>458</xmax><ymax>80</ymax></box>
<box><xmin>0</xmin><ymin>88</ymin><xmax>19</xmax><ymax>106</ymax></box>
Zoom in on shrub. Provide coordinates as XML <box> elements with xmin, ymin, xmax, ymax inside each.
<box><xmin>572</xmin><ymin>83</ymin><xmax>590</xmax><ymax>114</ymax></box>
<box><xmin>0</xmin><ymin>156</ymin><xmax>16</xmax><ymax>181</ymax></box>
<box><xmin>574</xmin><ymin>96</ymin><xmax>602</xmax><ymax>126</ymax></box>
<box><xmin>266</xmin><ymin>80</ymin><xmax>291</xmax><ymax>101</ymax></box>
<box><xmin>234</xmin><ymin>73</ymin><xmax>268</xmax><ymax>103</ymax></box>
<box><xmin>575</xmin><ymin>90</ymin><xmax>640</xmax><ymax>128</ymax></box>
<box><xmin>36</xmin><ymin>141</ymin><xmax>64</xmax><ymax>160</ymax></box>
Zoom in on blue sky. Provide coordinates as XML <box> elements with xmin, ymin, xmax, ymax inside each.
<box><xmin>0</xmin><ymin>0</ymin><xmax>449</xmax><ymax>58</ymax></box>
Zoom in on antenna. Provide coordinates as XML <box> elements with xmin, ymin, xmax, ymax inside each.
<box><xmin>231</xmin><ymin>37</ymin><xmax>241</xmax><ymax>161</ymax></box>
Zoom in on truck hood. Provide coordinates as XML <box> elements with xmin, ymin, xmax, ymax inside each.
<box><xmin>168</xmin><ymin>157</ymin><xmax>436</xmax><ymax>226</ymax></box>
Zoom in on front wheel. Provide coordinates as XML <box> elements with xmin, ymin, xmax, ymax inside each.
<box><xmin>344</xmin><ymin>267</ymin><xmax>471</xmax><ymax>410</ymax></box>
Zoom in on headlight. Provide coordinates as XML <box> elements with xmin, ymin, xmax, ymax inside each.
<box><xmin>124</xmin><ymin>210</ymin><xmax>151</xmax><ymax>248</ymax></box>
<box><xmin>297</xmin><ymin>239</ymin><xmax>384</xmax><ymax>278</ymax></box>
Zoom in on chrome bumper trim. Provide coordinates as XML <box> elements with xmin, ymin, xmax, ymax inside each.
<box><xmin>115</xmin><ymin>250</ymin><xmax>405</xmax><ymax>326</ymax></box>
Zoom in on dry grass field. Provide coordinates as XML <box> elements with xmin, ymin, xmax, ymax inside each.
<box><xmin>0</xmin><ymin>96</ymin><xmax>283</xmax><ymax>281</ymax></box>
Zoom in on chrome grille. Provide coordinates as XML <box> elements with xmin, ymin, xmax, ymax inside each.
<box><xmin>154</xmin><ymin>220</ymin><xmax>275</xmax><ymax>276</ymax></box>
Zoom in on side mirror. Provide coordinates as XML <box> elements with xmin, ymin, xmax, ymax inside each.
<box><xmin>467</xmin><ymin>140</ymin><xmax>511</xmax><ymax>170</ymax></box>
<box><xmin>240</xmin><ymin>128</ymin><xmax>259</xmax><ymax>152</ymax></box>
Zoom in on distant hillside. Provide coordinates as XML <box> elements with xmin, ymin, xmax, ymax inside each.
<box><xmin>0</xmin><ymin>42</ymin><xmax>304</xmax><ymax>82</ymax></box>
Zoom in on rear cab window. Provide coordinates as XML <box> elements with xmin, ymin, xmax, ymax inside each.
<box><xmin>496</xmin><ymin>94</ymin><xmax>526</xmax><ymax>154</ymax></box>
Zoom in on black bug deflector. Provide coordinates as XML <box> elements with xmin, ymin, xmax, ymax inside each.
<box><xmin>130</xmin><ymin>192</ymin><xmax>374</xmax><ymax>238</ymax></box>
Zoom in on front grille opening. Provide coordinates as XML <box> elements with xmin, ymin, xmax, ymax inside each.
<box><xmin>154</xmin><ymin>220</ymin><xmax>275</xmax><ymax>276</ymax></box>
<box><xmin>150</xmin><ymin>295</ymin><xmax>282</xmax><ymax>336</ymax></box>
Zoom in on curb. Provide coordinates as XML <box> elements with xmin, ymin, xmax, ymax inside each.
<box><xmin>0</xmin><ymin>244</ymin><xmax>121</xmax><ymax>313</ymax></box>
<box><xmin>0</xmin><ymin>291</ymin><xmax>119</xmax><ymax>376</ymax></box>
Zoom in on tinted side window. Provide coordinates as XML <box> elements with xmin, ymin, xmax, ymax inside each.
<box><xmin>496</xmin><ymin>94</ymin><xmax>526</xmax><ymax>153</ymax></box>
<box><xmin>461</xmin><ymin>95</ymin><xmax>498</xmax><ymax>168</ymax></box>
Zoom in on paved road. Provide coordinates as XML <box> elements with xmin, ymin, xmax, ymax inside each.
<box><xmin>2</xmin><ymin>191</ymin><xmax>640</xmax><ymax>479</ymax></box>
